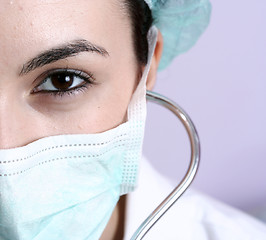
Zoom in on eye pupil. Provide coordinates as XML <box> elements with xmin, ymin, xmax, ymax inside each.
<box><xmin>51</xmin><ymin>73</ymin><xmax>74</xmax><ymax>90</ymax></box>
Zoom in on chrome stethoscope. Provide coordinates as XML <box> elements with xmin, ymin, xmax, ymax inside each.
<box><xmin>131</xmin><ymin>91</ymin><xmax>201</xmax><ymax>240</ymax></box>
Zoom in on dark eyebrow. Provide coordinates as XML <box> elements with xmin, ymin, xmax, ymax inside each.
<box><xmin>20</xmin><ymin>39</ymin><xmax>109</xmax><ymax>75</ymax></box>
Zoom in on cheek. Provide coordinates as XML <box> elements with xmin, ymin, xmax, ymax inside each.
<box><xmin>29</xmin><ymin>67</ymin><xmax>139</xmax><ymax>136</ymax></box>
<box><xmin>71</xmin><ymin>55</ymin><xmax>140</xmax><ymax>134</ymax></box>
<box><xmin>66</xmin><ymin>73</ymin><xmax>139</xmax><ymax>134</ymax></box>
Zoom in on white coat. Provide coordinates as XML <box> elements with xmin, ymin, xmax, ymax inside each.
<box><xmin>124</xmin><ymin>158</ymin><xmax>266</xmax><ymax>239</ymax></box>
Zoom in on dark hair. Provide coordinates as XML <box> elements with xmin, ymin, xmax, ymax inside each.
<box><xmin>124</xmin><ymin>0</ymin><xmax>153</xmax><ymax>66</ymax></box>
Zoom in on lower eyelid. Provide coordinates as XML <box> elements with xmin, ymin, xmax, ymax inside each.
<box><xmin>28</xmin><ymin>85</ymin><xmax>91</xmax><ymax>113</ymax></box>
<box><xmin>45</xmin><ymin>84</ymin><xmax>89</xmax><ymax>98</ymax></box>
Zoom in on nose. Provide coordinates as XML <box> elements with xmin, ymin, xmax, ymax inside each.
<box><xmin>0</xmin><ymin>95</ymin><xmax>34</xmax><ymax>149</ymax></box>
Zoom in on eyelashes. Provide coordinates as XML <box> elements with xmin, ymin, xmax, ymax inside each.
<box><xmin>31</xmin><ymin>68</ymin><xmax>95</xmax><ymax>98</ymax></box>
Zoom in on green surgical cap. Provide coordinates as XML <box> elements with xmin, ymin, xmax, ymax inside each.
<box><xmin>144</xmin><ymin>0</ymin><xmax>212</xmax><ymax>70</ymax></box>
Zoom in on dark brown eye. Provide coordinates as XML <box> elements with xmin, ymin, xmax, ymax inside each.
<box><xmin>51</xmin><ymin>73</ymin><xmax>74</xmax><ymax>91</ymax></box>
<box><xmin>32</xmin><ymin>70</ymin><xmax>90</xmax><ymax>94</ymax></box>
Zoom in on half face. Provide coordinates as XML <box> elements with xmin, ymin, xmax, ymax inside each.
<box><xmin>0</xmin><ymin>0</ymin><xmax>140</xmax><ymax>149</ymax></box>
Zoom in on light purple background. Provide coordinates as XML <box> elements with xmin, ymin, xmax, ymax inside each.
<box><xmin>143</xmin><ymin>0</ymin><xmax>266</xmax><ymax>212</ymax></box>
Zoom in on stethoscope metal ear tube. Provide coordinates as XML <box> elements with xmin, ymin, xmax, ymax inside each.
<box><xmin>131</xmin><ymin>91</ymin><xmax>201</xmax><ymax>240</ymax></box>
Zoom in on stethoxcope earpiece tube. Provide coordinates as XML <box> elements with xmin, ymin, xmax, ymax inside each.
<box><xmin>131</xmin><ymin>91</ymin><xmax>201</xmax><ymax>240</ymax></box>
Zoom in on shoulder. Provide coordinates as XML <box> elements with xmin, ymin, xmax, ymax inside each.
<box><xmin>124</xmin><ymin>157</ymin><xmax>266</xmax><ymax>239</ymax></box>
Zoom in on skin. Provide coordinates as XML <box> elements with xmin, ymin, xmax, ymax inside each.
<box><xmin>0</xmin><ymin>0</ymin><xmax>163</xmax><ymax>239</ymax></box>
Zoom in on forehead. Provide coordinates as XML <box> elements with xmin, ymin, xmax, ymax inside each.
<box><xmin>0</xmin><ymin>0</ymin><xmax>132</xmax><ymax>70</ymax></box>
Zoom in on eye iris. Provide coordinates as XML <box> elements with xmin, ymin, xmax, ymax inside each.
<box><xmin>51</xmin><ymin>73</ymin><xmax>74</xmax><ymax>90</ymax></box>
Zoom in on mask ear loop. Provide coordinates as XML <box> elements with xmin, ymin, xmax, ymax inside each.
<box><xmin>130</xmin><ymin>90</ymin><xmax>201</xmax><ymax>240</ymax></box>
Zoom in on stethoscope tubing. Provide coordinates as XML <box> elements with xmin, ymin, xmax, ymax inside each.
<box><xmin>131</xmin><ymin>90</ymin><xmax>201</xmax><ymax>240</ymax></box>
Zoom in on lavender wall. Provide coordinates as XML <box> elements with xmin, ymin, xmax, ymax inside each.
<box><xmin>143</xmin><ymin>0</ymin><xmax>266</xmax><ymax>211</ymax></box>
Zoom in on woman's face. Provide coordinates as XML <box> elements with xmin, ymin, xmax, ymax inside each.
<box><xmin>0</xmin><ymin>0</ymin><xmax>139</xmax><ymax>149</ymax></box>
